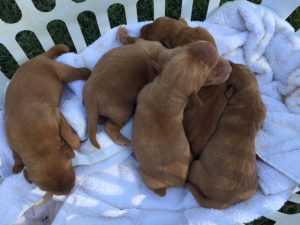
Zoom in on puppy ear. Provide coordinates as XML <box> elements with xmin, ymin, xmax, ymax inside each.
<box><xmin>178</xmin><ymin>18</ymin><xmax>188</xmax><ymax>26</ymax></box>
<box><xmin>188</xmin><ymin>41</ymin><xmax>218</xmax><ymax>68</ymax></box>
<box><xmin>140</xmin><ymin>24</ymin><xmax>152</xmax><ymax>39</ymax></box>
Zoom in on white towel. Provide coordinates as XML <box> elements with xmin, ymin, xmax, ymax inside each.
<box><xmin>0</xmin><ymin>0</ymin><xmax>300</xmax><ymax>224</ymax></box>
<box><xmin>257</xmin><ymin>160</ymin><xmax>296</xmax><ymax>195</ymax></box>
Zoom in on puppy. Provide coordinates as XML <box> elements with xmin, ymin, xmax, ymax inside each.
<box><xmin>5</xmin><ymin>44</ymin><xmax>90</xmax><ymax>195</ymax></box>
<box><xmin>139</xmin><ymin>17</ymin><xmax>231</xmax><ymax>157</ymax></box>
<box><xmin>84</xmin><ymin>45</ymin><xmax>160</xmax><ymax>149</ymax></box>
<box><xmin>118</xmin><ymin>27</ymin><xmax>229</xmax><ymax>91</ymax></box>
<box><xmin>140</xmin><ymin>17</ymin><xmax>188</xmax><ymax>48</ymax></box>
<box><xmin>132</xmin><ymin>41</ymin><xmax>221</xmax><ymax>196</ymax></box>
<box><xmin>186</xmin><ymin>63</ymin><xmax>266</xmax><ymax>209</ymax></box>
<box><xmin>140</xmin><ymin>17</ymin><xmax>216</xmax><ymax>49</ymax></box>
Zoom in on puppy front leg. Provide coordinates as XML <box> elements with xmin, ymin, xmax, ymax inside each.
<box><xmin>60</xmin><ymin>114</ymin><xmax>81</xmax><ymax>150</ymax></box>
<box><xmin>54</xmin><ymin>63</ymin><xmax>91</xmax><ymax>83</ymax></box>
<box><xmin>12</xmin><ymin>151</ymin><xmax>24</xmax><ymax>174</ymax></box>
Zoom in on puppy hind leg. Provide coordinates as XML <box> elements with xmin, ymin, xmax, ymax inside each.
<box><xmin>103</xmin><ymin>104</ymin><xmax>133</xmax><ymax>146</ymax></box>
<box><xmin>104</xmin><ymin>120</ymin><xmax>130</xmax><ymax>146</ymax></box>
<box><xmin>60</xmin><ymin>114</ymin><xmax>81</xmax><ymax>149</ymax></box>
<box><xmin>54</xmin><ymin>63</ymin><xmax>91</xmax><ymax>83</ymax></box>
<box><xmin>12</xmin><ymin>151</ymin><xmax>24</xmax><ymax>174</ymax></box>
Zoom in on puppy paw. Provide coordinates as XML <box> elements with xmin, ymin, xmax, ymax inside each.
<box><xmin>154</xmin><ymin>188</ymin><xmax>166</xmax><ymax>197</ymax></box>
<box><xmin>12</xmin><ymin>164</ymin><xmax>24</xmax><ymax>174</ymax></box>
<box><xmin>117</xmin><ymin>27</ymin><xmax>137</xmax><ymax>45</ymax></box>
<box><xmin>115</xmin><ymin>135</ymin><xmax>131</xmax><ymax>147</ymax></box>
<box><xmin>23</xmin><ymin>169</ymin><xmax>32</xmax><ymax>183</ymax></box>
<box><xmin>117</xmin><ymin>27</ymin><xmax>129</xmax><ymax>44</ymax></box>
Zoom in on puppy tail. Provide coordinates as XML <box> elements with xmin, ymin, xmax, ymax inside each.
<box><xmin>185</xmin><ymin>182</ymin><xmax>231</xmax><ymax>209</ymax></box>
<box><xmin>87</xmin><ymin>103</ymin><xmax>101</xmax><ymax>149</ymax></box>
<box><xmin>44</xmin><ymin>44</ymin><xmax>69</xmax><ymax>59</ymax></box>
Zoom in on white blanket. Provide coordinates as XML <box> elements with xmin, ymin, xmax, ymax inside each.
<box><xmin>0</xmin><ymin>0</ymin><xmax>299</xmax><ymax>224</ymax></box>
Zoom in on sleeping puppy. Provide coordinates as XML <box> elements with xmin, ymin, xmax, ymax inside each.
<box><xmin>186</xmin><ymin>63</ymin><xmax>266</xmax><ymax>209</ymax></box>
<box><xmin>118</xmin><ymin>27</ymin><xmax>229</xmax><ymax>91</ymax></box>
<box><xmin>140</xmin><ymin>17</ymin><xmax>216</xmax><ymax>48</ymax></box>
<box><xmin>132</xmin><ymin>41</ymin><xmax>221</xmax><ymax>196</ymax></box>
<box><xmin>84</xmin><ymin>45</ymin><xmax>160</xmax><ymax>149</ymax></box>
<box><xmin>140</xmin><ymin>17</ymin><xmax>188</xmax><ymax>48</ymax></box>
<box><xmin>5</xmin><ymin>44</ymin><xmax>90</xmax><ymax>195</ymax></box>
<box><xmin>139</xmin><ymin>17</ymin><xmax>231</xmax><ymax>157</ymax></box>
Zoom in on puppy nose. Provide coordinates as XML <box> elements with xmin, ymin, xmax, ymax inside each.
<box><xmin>188</xmin><ymin>41</ymin><xmax>219</xmax><ymax>68</ymax></box>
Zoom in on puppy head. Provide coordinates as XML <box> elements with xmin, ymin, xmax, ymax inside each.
<box><xmin>173</xmin><ymin>26</ymin><xmax>217</xmax><ymax>48</ymax></box>
<box><xmin>204</xmin><ymin>57</ymin><xmax>232</xmax><ymax>86</ymax></box>
<box><xmin>226</xmin><ymin>63</ymin><xmax>260</xmax><ymax>93</ymax></box>
<box><xmin>140</xmin><ymin>17</ymin><xmax>187</xmax><ymax>48</ymax></box>
<box><xmin>26</xmin><ymin>144</ymin><xmax>75</xmax><ymax>195</ymax></box>
<box><xmin>161</xmin><ymin>40</ymin><xmax>219</xmax><ymax>95</ymax></box>
<box><xmin>186</xmin><ymin>41</ymin><xmax>219</xmax><ymax>68</ymax></box>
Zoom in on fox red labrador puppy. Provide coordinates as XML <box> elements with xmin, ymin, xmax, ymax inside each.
<box><xmin>133</xmin><ymin>41</ymin><xmax>223</xmax><ymax>196</ymax></box>
<box><xmin>186</xmin><ymin>63</ymin><xmax>266</xmax><ymax>209</ymax></box>
<box><xmin>84</xmin><ymin>45</ymin><xmax>160</xmax><ymax>149</ymax></box>
<box><xmin>5</xmin><ymin>44</ymin><xmax>90</xmax><ymax>195</ymax></box>
<box><xmin>140</xmin><ymin>17</ymin><xmax>232</xmax><ymax>157</ymax></box>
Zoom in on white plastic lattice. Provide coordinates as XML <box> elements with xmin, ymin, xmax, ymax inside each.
<box><xmin>0</xmin><ymin>0</ymin><xmax>300</xmax><ymax>224</ymax></box>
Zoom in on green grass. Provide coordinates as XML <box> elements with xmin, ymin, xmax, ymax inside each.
<box><xmin>0</xmin><ymin>1</ymin><xmax>300</xmax><ymax>224</ymax></box>
<box><xmin>1</xmin><ymin>0</ymin><xmax>300</xmax><ymax>78</ymax></box>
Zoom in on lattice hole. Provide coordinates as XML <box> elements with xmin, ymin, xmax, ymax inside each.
<box><xmin>220</xmin><ymin>0</ymin><xmax>262</xmax><ymax>5</ymax></box>
<box><xmin>287</xmin><ymin>6</ymin><xmax>300</xmax><ymax>31</ymax></box>
<box><xmin>0</xmin><ymin>0</ymin><xmax>21</xmax><ymax>23</ymax></box>
<box><xmin>192</xmin><ymin>0</ymin><xmax>209</xmax><ymax>21</ymax></box>
<box><xmin>279</xmin><ymin>201</ymin><xmax>300</xmax><ymax>215</ymax></box>
<box><xmin>108</xmin><ymin>4</ymin><xmax>127</xmax><ymax>28</ymax></box>
<box><xmin>166</xmin><ymin>0</ymin><xmax>182</xmax><ymax>19</ymax></box>
<box><xmin>32</xmin><ymin>0</ymin><xmax>55</xmax><ymax>12</ymax></box>
<box><xmin>246</xmin><ymin>217</ymin><xmax>275</xmax><ymax>225</ymax></box>
<box><xmin>47</xmin><ymin>20</ymin><xmax>76</xmax><ymax>52</ymax></box>
<box><xmin>78</xmin><ymin>11</ymin><xmax>100</xmax><ymax>46</ymax></box>
<box><xmin>0</xmin><ymin>43</ymin><xmax>19</xmax><ymax>78</ymax></box>
<box><xmin>137</xmin><ymin>0</ymin><xmax>154</xmax><ymax>21</ymax></box>
<box><xmin>16</xmin><ymin>31</ymin><xmax>44</xmax><ymax>59</ymax></box>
